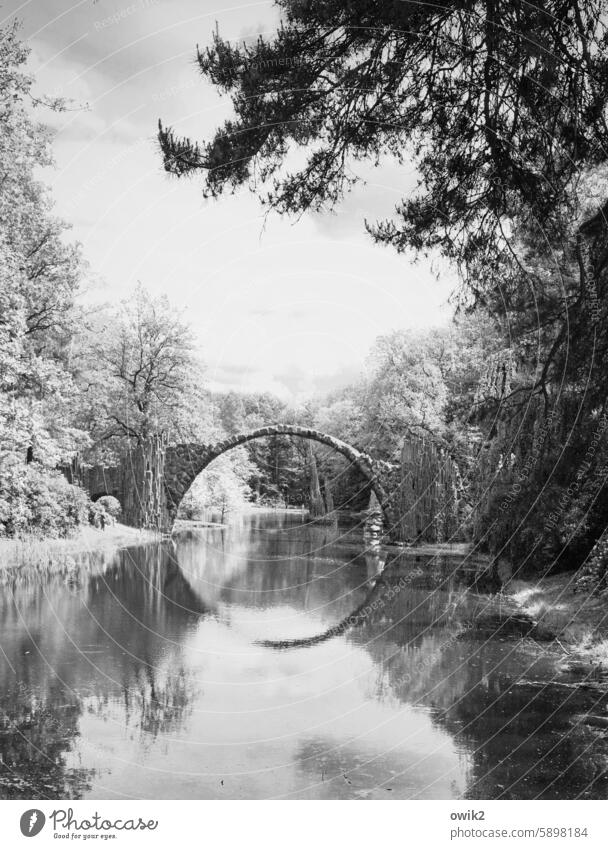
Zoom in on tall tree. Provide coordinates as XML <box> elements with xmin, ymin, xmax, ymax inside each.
<box><xmin>158</xmin><ymin>1</ymin><xmax>607</xmax><ymax>272</ymax></box>
<box><xmin>79</xmin><ymin>284</ymin><xmax>210</xmax><ymax>456</ymax></box>
<box><xmin>0</xmin><ymin>22</ymin><xmax>86</xmax><ymax>469</ymax></box>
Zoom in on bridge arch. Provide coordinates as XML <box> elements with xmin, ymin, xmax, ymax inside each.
<box><xmin>164</xmin><ymin>424</ymin><xmax>396</xmax><ymax>532</ymax></box>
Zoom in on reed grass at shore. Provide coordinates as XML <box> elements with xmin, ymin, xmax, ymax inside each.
<box><xmin>0</xmin><ymin>523</ymin><xmax>160</xmax><ymax>582</ymax></box>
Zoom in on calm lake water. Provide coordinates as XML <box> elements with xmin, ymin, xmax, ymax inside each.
<box><xmin>1</xmin><ymin>511</ymin><xmax>607</xmax><ymax>800</ymax></box>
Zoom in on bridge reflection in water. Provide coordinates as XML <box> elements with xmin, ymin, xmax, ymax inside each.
<box><xmin>1</xmin><ymin>512</ymin><xmax>607</xmax><ymax>800</ymax></box>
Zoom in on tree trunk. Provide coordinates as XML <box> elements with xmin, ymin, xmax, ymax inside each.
<box><xmin>399</xmin><ymin>434</ymin><xmax>460</xmax><ymax>543</ymax></box>
<box><xmin>307</xmin><ymin>443</ymin><xmax>325</xmax><ymax>517</ymax></box>
<box><xmin>323</xmin><ymin>477</ymin><xmax>334</xmax><ymax>514</ymax></box>
<box><xmin>122</xmin><ymin>433</ymin><xmax>167</xmax><ymax>531</ymax></box>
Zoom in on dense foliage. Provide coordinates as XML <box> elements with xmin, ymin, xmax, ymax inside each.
<box><xmin>0</xmin><ymin>23</ymin><xmax>93</xmax><ymax>537</ymax></box>
<box><xmin>159</xmin><ymin>0</ymin><xmax>608</xmax><ymax>257</ymax></box>
<box><xmin>0</xmin><ymin>465</ymin><xmax>89</xmax><ymax>538</ymax></box>
<box><xmin>179</xmin><ymin>449</ymin><xmax>256</xmax><ymax>521</ymax></box>
<box><xmin>0</xmin><ymin>25</ymin><xmax>252</xmax><ymax>536</ymax></box>
<box><xmin>73</xmin><ymin>284</ymin><xmax>213</xmax><ymax>464</ymax></box>
<box><xmin>158</xmin><ymin>0</ymin><xmax>608</xmax><ymax>577</ymax></box>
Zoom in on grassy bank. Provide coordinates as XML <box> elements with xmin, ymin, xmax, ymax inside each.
<box><xmin>504</xmin><ymin>571</ymin><xmax>608</xmax><ymax>670</ymax></box>
<box><xmin>0</xmin><ymin>523</ymin><xmax>160</xmax><ymax>577</ymax></box>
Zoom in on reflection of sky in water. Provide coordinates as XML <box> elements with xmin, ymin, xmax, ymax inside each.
<box><xmin>74</xmin><ymin>618</ymin><xmax>464</xmax><ymax>800</ymax></box>
<box><xmin>1</xmin><ymin>512</ymin><xmax>607</xmax><ymax>800</ymax></box>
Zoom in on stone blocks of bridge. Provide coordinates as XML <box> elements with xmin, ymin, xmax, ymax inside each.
<box><xmin>72</xmin><ymin>427</ymin><xmax>462</xmax><ymax>543</ymax></box>
<box><xmin>161</xmin><ymin>443</ymin><xmax>210</xmax><ymax>530</ymax></box>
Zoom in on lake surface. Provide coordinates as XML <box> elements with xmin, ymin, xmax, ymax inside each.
<box><xmin>1</xmin><ymin>512</ymin><xmax>607</xmax><ymax>800</ymax></box>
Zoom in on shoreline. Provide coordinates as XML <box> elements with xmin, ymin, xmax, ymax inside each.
<box><xmin>502</xmin><ymin>571</ymin><xmax>608</xmax><ymax>671</ymax></box>
<box><xmin>0</xmin><ymin>523</ymin><xmax>160</xmax><ymax>571</ymax></box>
<box><xmin>0</xmin><ymin>507</ymin><xmax>309</xmax><ymax>567</ymax></box>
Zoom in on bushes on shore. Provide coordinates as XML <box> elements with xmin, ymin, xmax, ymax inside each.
<box><xmin>89</xmin><ymin>496</ymin><xmax>121</xmax><ymax>529</ymax></box>
<box><xmin>0</xmin><ymin>465</ymin><xmax>127</xmax><ymax>539</ymax></box>
<box><xmin>97</xmin><ymin>495</ymin><xmax>121</xmax><ymax>520</ymax></box>
<box><xmin>0</xmin><ymin>464</ymin><xmax>90</xmax><ymax>538</ymax></box>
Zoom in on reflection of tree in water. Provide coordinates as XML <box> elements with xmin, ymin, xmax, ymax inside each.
<box><xmin>0</xmin><ymin>685</ymin><xmax>93</xmax><ymax>799</ymax></box>
<box><xmin>0</xmin><ymin>542</ymin><xmax>208</xmax><ymax>797</ymax></box>
<box><xmin>254</xmin><ymin>546</ymin><xmax>608</xmax><ymax>800</ymax></box>
<box><xmin>79</xmin><ymin>545</ymin><xmax>205</xmax><ymax>742</ymax></box>
<box><xmin>177</xmin><ymin>520</ymin><xmax>385</xmax><ymax>622</ymax></box>
<box><xmin>89</xmin><ymin>543</ymin><xmax>214</xmax><ymax>619</ymax></box>
<box><xmin>436</xmin><ymin>676</ymin><xmax>608</xmax><ymax>799</ymax></box>
<box><xmin>352</xmin><ymin>562</ymin><xmax>608</xmax><ymax>799</ymax></box>
<box><xmin>85</xmin><ymin>661</ymin><xmax>196</xmax><ymax>743</ymax></box>
<box><xmin>4</xmin><ymin>522</ymin><xmax>607</xmax><ymax>800</ymax></box>
<box><xmin>131</xmin><ymin>664</ymin><xmax>192</xmax><ymax>740</ymax></box>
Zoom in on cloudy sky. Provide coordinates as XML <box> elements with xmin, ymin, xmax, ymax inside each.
<box><xmin>4</xmin><ymin>0</ymin><xmax>456</xmax><ymax>399</ymax></box>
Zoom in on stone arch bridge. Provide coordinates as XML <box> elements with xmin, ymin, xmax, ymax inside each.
<box><xmin>66</xmin><ymin>424</ymin><xmax>461</xmax><ymax>543</ymax></box>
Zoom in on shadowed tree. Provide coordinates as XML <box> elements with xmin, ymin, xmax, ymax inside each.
<box><xmin>158</xmin><ymin>0</ymin><xmax>608</xmax><ymax>276</ymax></box>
